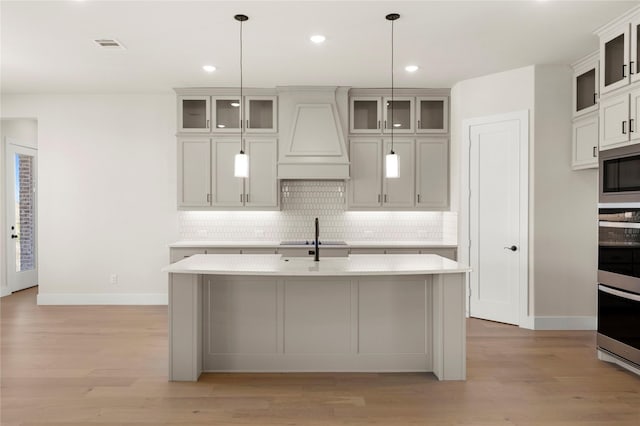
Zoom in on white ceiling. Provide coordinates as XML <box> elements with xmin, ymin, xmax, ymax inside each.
<box><xmin>1</xmin><ymin>0</ymin><xmax>638</xmax><ymax>93</ymax></box>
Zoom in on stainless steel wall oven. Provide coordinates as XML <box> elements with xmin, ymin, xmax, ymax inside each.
<box><xmin>598</xmin><ymin>204</ymin><xmax>640</xmax><ymax>367</ymax></box>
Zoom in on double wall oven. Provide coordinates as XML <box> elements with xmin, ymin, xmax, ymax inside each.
<box><xmin>598</xmin><ymin>145</ymin><xmax>640</xmax><ymax>368</ymax></box>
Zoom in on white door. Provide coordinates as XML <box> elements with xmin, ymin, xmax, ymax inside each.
<box><xmin>5</xmin><ymin>143</ymin><xmax>38</xmax><ymax>292</ymax></box>
<box><xmin>348</xmin><ymin>139</ymin><xmax>382</xmax><ymax>208</ymax></box>
<box><xmin>468</xmin><ymin>113</ymin><xmax>527</xmax><ymax>325</ymax></box>
<box><xmin>383</xmin><ymin>139</ymin><xmax>414</xmax><ymax>208</ymax></box>
<box><xmin>245</xmin><ymin>139</ymin><xmax>278</xmax><ymax>207</ymax></box>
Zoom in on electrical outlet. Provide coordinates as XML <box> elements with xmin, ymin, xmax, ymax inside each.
<box><xmin>109</xmin><ymin>274</ymin><xmax>118</xmax><ymax>285</ymax></box>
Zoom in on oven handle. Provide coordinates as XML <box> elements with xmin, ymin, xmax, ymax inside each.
<box><xmin>599</xmin><ymin>284</ymin><xmax>640</xmax><ymax>302</ymax></box>
<box><xmin>599</xmin><ymin>221</ymin><xmax>640</xmax><ymax>229</ymax></box>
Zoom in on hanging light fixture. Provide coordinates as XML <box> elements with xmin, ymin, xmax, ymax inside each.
<box><xmin>385</xmin><ymin>13</ymin><xmax>400</xmax><ymax>179</ymax></box>
<box><xmin>234</xmin><ymin>14</ymin><xmax>249</xmax><ymax>178</ymax></box>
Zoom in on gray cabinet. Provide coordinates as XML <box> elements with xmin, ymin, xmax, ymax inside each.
<box><xmin>416</xmin><ymin>138</ymin><xmax>449</xmax><ymax>209</ymax></box>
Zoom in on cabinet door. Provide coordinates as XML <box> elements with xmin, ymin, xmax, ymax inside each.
<box><xmin>383</xmin><ymin>97</ymin><xmax>414</xmax><ymax>133</ymax></box>
<box><xmin>350</xmin><ymin>97</ymin><xmax>382</xmax><ymax>133</ymax></box>
<box><xmin>573</xmin><ymin>61</ymin><xmax>599</xmax><ymax>117</ymax></box>
<box><xmin>572</xmin><ymin>114</ymin><xmax>599</xmax><ymax>170</ymax></box>
<box><xmin>245</xmin><ymin>139</ymin><xmax>278</xmax><ymax>207</ymax></box>
<box><xmin>600</xmin><ymin>25</ymin><xmax>630</xmax><ymax>94</ymax></box>
<box><xmin>212</xmin><ymin>96</ymin><xmax>241</xmax><ymax>132</ymax></box>
<box><xmin>631</xmin><ymin>16</ymin><xmax>640</xmax><ymax>83</ymax></box>
<box><xmin>600</xmin><ymin>93</ymin><xmax>630</xmax><ymax>150</ymax></box>
<box><xmin>415</xmin><ymin>138</ymin><xmax>449</xmax><ymax>209</ymax></box>
<box><xmin>178</xmin><ymin>138</ymin><xmax>211</xmax><ymax>207</ymax></box>
<box><xmin>416</xmin><ymin>96</ymin><xmax>449</xmax><ymax>133</ymax></box>
<box><xmin>348</xmin><ymin>139</ymin><xmax>383</xmax><ymax>208</ymax></box>
<box><xmin>178</xmin><ymin>96</ymin><xmax>210</xmax><ymax>132</ymax></box>
<box><xmin>245</xmin><ymin>96</ymin><xmax>277</xmax><ymax>133</ymax></box>
<box><xmin>630</xmin><ymin>87</ymin><xmax>640</xmax><ymax>143</ymax></box>
<box><xmin>382</xmin><ymin>139</ymin><xmax>415</xmax><ymax>208</ymax></box>
<box><xmin>212</xmin><ymin>139</ymin><xmax>244</xmax><ymax>206</ymax></box>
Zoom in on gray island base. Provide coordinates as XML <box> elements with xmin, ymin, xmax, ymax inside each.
<box><xmin>163</xmin><ymin>254</ymin><xmax>470</xmax><ymax>382</ymax></box>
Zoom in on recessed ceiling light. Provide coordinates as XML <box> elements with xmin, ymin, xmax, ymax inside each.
<box><xmin>405</xmin><ymin>65</ymin><xmax>419</xmax><ymax>73</ymax></box>
<box><xmin>202</xmin><ymin>65</ymin><xmax>216</xmax><ymax>73</ymax></box>
<box><xmin>310</xmin><ymin>35</ymin><xmax>326</xmax><ymax>44</ymax></box>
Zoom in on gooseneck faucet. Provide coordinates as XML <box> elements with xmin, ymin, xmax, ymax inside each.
<box><xmin>314</xmin><ymin>217</ymin><xmax>319</xmax><ymax>262</ymax></box>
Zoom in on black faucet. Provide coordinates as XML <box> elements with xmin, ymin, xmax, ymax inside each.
<box><xmin>314</xmin><ymin>217</ymin><xmax>319</xmax><ymax>261</ymax></box>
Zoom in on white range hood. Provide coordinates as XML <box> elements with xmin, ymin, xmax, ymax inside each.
<box><xmin>277</xmin><ymin>86</ymin><xmax>350</xmax><ymax>179</ymax></box>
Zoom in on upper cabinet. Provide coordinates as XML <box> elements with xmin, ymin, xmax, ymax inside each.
<box><xmin>600</xmin><ymin>88</ymin><xmax>640</xmax><ymax>151</ymax></box>
<box><xmin>572</xmin><ymin>53</ymin><xmax>599</xmax><ymax>117</ymax></box>
<box><xmin>596</xmin><ymin>9</ymin><xmax>640</xmax><ymax>95</ymax></box>
<box><xmin>416</xmin><ymin>96</ymin><xmax>449</xmax><ymax>133</ymax></box>
<box><xmin>179</xmin><ymin>96</ymin><xmax>211</xmax><ymax>132</ymax></box>
<box><xmin>349</xmin><ymin>91</ymin><xmax>448</xmax><ymax>135</ymax></box>
<box><xmin>176</xmin><ymin>90</ymin><xmax>277</xmax><ymax>134</ymax></box>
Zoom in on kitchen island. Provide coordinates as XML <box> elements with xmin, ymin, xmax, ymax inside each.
<box><xmin>163</xmin><ymin>254</ymin><xmax>469</xmax><ymax>382</ymax></box>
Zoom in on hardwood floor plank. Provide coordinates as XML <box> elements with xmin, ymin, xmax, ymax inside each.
<box><xmin>2</xmin><ymin>287</ymin><xmax>639</xmax><ymax>425</ymax></box>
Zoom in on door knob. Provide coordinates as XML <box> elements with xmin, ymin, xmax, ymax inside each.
<box><xmin>11</xmin><ymin>234</ymin><xmax>19</xmax><ymax>239</ymax></box>
<box><xmin>504</xmin><ymin>245</ymin><xmax>517</xmax><ymax>252</ymax></box>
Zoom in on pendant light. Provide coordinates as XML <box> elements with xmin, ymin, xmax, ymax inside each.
<box><xmin>234</xmin><ymin>14</ymin><xmax>249</xmax><ymax>178</ymax></box>
<box><xmin>385</xmin><ymin>13</ymin><xmax>400</xmax><ymax>179</ymax></box>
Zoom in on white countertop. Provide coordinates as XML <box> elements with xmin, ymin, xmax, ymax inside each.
<box><xmin>169</xmin><ymin>240</ymin><xmax>457</xmax><ymax>248</ymax></box>
<box><xmin>162</xmin><ymin>254</ymin><xmax>470</xmax><ymax>276</ymax></box>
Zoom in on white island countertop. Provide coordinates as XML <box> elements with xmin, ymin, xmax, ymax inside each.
<box><xmin>163</xmin><ymin>254</ymin><xmax>470</xmax><ymax>276</ymax></box>
<box><xmin>168</xmin><ymin>240</ymin><xmax>457</xmax><ymax>248</ymax></box>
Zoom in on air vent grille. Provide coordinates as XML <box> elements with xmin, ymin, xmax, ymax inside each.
<box><xmin>93</xmin><ymin>39</ymin><xmax>125</xmax><ymax>49</ymax></box>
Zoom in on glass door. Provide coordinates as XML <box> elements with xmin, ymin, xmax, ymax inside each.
<box><xmin>600</xmin><ymin>26</ymin><xmax>630</xmax><ymax>94</ymax></box>
<box><xmin>6</xmin><ymin>143</ymin><xmax>38</xmax><ymax>292</ymax></box>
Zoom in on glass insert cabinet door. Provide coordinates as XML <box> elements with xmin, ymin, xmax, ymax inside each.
<box><xmin>417</xmin><ymin>97</ymin><xmax>449</xmax><ymax>133</ymax></box>
<box><xmin>383</xmin><ymin>97</ymin><xmax>414</xmax><ymax>133</ymax></box>
<box><xmin>179</xmin><ymin>96</ymin><xmax>211</xmax><ymax>132</ymax></box>
<box><xmin>6</xmin><ymin>143</ymin><xmax>38</xmax><ymax>292</ymax></box>
<box><xmin>213</xmin><ymin>97</ymin><xmax>241</xmax><ymax>132</ymax></box>
<box><xmin>600</xmin><ymin>26</ymin><xmax>630</xmax><ymax>94</ymax></box>
<box><xmin>245</xmin><ymin>96</ymin><xmax>277</xmax><ymax>132</ymax></box>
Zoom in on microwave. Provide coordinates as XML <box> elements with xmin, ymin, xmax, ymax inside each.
<box><xmin>600</xmin><ymin>145</ymin><xmax>640</xmax><ymax>204</ymax></box>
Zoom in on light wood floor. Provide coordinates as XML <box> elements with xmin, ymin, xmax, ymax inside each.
<box><xmin>1</xmin><ymin>287</ymin><xmax>639</xmax><ymax>425</ymax></box>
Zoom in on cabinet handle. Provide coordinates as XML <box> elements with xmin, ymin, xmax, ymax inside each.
<box><xmin>594</xmin><ymin>93</ymin><xmax>598</xmax><ymax>104</ymax></box>
<box><xmin>592</xmin><ymin>146</ymin><xmax>597</xmax><ymax>158</ymax></box>
<box><xmin>377</xmin><ymin>120</ymin><xmax>381</xmax><ymax>129</ymax></box>
<box><xmin>378</xmin><ymin>194</ymin><xmax>381</xmax><ymax>203</ymax></box>
<box><xmin>384</xmin><ymin>194</ymin><xmax>388</xmax><ymax>203</ymax></box>
<box><xmin>384</xmin><ymin>120</ymin><xmax>387</xmax><ymax>129</ymax></box>
<box><xmin>623</xmin><ymin>121</ymin><xmax>627</xmax><ymax>134</ymax></box>
<box><xmin>240</xmin><ymin>194</ymin><xmax>243</xmax><ymax>203</ymax></box>
<box><xmin>631</xmin><ymin>119</ymin><xmax>635</xmax><ymax>133</ymax></box>
<box><xmin>623</xmin><ymin>64</ymin><xmax>627</xmax><ymax>78</ymax></box>
<box><xmin>206</xmin><ymin>119</ymin><xmax>210</xmax><ymax>129</ymax></box>
<box><xmin>207</xmin><ymin>193</ymin><xmax>211</xmax><ymax>203</ymax></box>
<box><xmin>417</xmin><ymin>194</ymin><xmax>421</xmax><ymax>203</ymax></box>
<box><xmin>632</xmin><ymin>62</ymin><xmax>636</xmax><ymax>75</ymax></box>
<box><xmin>246</xmin><ymin>119</ymin><xmax>249</xmax><ymax>129</ymax></box>
<box><xmin>246</xmin><ymin>194</ymin><xmax>249</xmax><ymax>203</ymax></box>
<box><xmin>418</xmin><ymin>119</ymin><xmax>421</xmax><ymax>129</ymax></box>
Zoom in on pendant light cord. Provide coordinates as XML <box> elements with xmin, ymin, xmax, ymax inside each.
<box><xmin>240</xmin><ymin>18</ymin><xmax>244</xmax><ymax>154</ymax></box>
<box><xmin>390</xmin><ymin>17</ymin><xmax>394</xmax><ymax>154</ymax></box>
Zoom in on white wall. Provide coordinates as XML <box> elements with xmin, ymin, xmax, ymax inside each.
<box><xmin>532</xmin><ymin>65</ymin><xmax>598</xmax><ymax>319</ymax></box>
<box><xmin>451</xmin><ymin>65</ymin><xmax>535</xmax><ymax>316</ymax></box>
<box><xmin>452</xmin><ymin>65</ymin><xmax>598</xmax><ymax>328</ymax></box>
<box><xmin>1</xmin><ymin>118</ymin><xmax>38</xmax><ymax>296</ymax></box>
<box><xmin>1</xmin><ymin>94</ymin><xmax>177</xmax><ymax>304</ymax></box>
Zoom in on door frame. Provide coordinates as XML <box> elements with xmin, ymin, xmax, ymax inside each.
<box><xmin>5</xmin><ymin>138</ymin><xmax>38</xmax><ymax>294</ymax></box>
<box><xmin>460</xmin><ymin>110</ymin><xmax>532</xmax><ymax>329</ymax></box>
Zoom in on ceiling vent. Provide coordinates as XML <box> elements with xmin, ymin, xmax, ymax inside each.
<box><xmin>93</xmin><ymin>39</ymin><xmax>125</xmax><ymax>50</ymax></box>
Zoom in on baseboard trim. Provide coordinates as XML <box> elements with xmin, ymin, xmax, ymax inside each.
<box><xmin>0</xmin><ymin>287</ymin><xmax>11</xmax><ymax>298</ymax></box>
<box><xmin>533</xmin><ymin>316</ymin><xmax>597</xmax><ymax>330</ymax></box>
<box><xmin>37</xmin><ymin>292</ymin><xmax>168</xmax><ymax>305</ymax></box>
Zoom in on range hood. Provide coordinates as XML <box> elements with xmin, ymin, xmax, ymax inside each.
<box><xmin>277</xmin><ymin>86</ymin><xmax>350</xmax><ymax>179</ymax></box>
